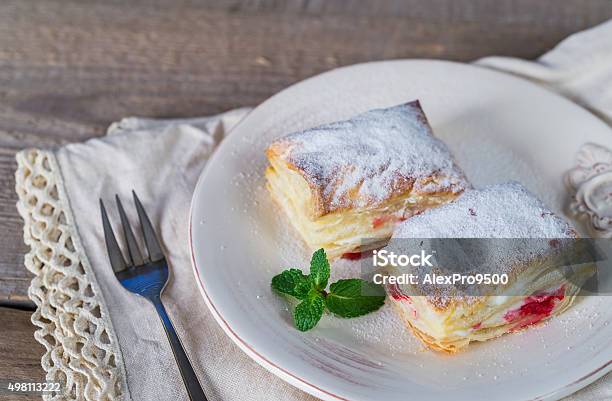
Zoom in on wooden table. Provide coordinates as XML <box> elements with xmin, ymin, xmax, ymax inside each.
<box><xmin>1</xmin><ymin>1</ymin><xmax>611</xmax><ymax>399</ymax></box>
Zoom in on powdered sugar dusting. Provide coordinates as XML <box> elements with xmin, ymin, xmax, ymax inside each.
<box><xmin>394</xmin><ymin>182</ymin><xmax>575</xmax><ymax>239</ymax></box>
<box><xmin>272</xmin><ymin>101</ymin><xmax>469</xmax><ymax>214</ymax></box>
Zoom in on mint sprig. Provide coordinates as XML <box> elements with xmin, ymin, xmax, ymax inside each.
<box><xmin>271</xmin><ymin>248</ymin><xmax>386</xmax><ymax>331</ymax></box>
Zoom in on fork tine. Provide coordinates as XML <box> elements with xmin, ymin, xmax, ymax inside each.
<box><xmin>115</xmin><ymin>195</ymin><xmax>145</xmax><ymax>266</ymax></box>
<box><xmin>132</xmin><ymin>191</ymin><xmax>164</xmax><ymax>262</ymax></box>
<box><xmin>100</xmin><ymin>199</ymin><xmax>128</xmax><ymax>272</ymax></box>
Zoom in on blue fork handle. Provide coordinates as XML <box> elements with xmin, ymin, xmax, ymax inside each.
<box><xmin>152</xmin><ymin>296</ymin><xmax>208</xmax><ymax>401</ymax></box>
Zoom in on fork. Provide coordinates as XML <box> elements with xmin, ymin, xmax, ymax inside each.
<box><xmin>100</xmin><ymin>191</ymin><xmax>208</xmax><ymax>401</ymax></box>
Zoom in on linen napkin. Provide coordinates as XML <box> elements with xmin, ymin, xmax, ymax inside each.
<box><xmin>15</xmin><ymin>19</ymin><xmax>612</xmax><ymax>401</ymax></box>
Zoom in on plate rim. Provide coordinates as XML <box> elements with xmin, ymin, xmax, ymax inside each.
<box><xmin>188</xmin><ymin>59</ymin><xmax>612</xmax><ymax>401</ymax></box>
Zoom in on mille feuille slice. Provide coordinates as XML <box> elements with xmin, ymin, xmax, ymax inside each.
<box><xmin>386</xmin><ymin>182</ymin><xmax>594</xmax><ymax>353</ymax></box>
<box><xmin>265</xmin><ymin>101</ymin><xmax>470</xmax><ymax>259</ymax></box>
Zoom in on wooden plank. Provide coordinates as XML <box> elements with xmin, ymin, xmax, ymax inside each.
<box><xmin>0</xmin><ymin>147</ymin><xmax>32</xmax><ymax>306</ymax></box>
<box><xmin>0</xmin><ymin>148</ymin><xmax>30</xmax><ymax>299</ymax></box>
<box><xmin>0</xmin><ymin>0</ymin><xmax>611</xmax><ymax>305</ymax></box>
<box><xmin>0</xmin><ymin>307</ymin><xmax>44</xmax><ymax>401</ymax></box>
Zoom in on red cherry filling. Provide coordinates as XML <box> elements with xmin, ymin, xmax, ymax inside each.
<box><xmin>503</xmin><ymin>286</ymin><xmax>565</xmax><ymax>331</ymax></box>
<box><xmin>371</xmin><ymin>214</ymin><xmax>407</xmax><ymax>229</ymax></box>
<box><xmin>341</xmin><ymin>251</ymin><xmax>364</xmax><ymax>260</ymax></box>
<box><xmin>386</xmin><ymin>283</ymin><xmax>412</xmax><ymax>303</ymax></box>
<box><xmin>372</xmin><ymin>215</ymin><xmax>391</xmax><ymax>229</ymax></box>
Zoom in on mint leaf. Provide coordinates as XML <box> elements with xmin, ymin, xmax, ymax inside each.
<box><xmin>294</xmin><ymin>280</ymin><xmax>312</xmax><ymax>299</ymax></box>
<box><xmin>294</xmin><ymin>292</ymin><xmax>325</xmax><ymax>331</ymax></box>
<box><xmin>309</xmin><ymin>248</ymin><xmax>330</xmax><ymax>290</ymax></box>
<box><xmin>271</xmin><ymin>269</ymin><xmax>310</xmax><ymax>299</ymax></box>
<box><xmin>325</xmin><ymin>279</ymin><xmax>386</xmax><ymax>318</ymax></box>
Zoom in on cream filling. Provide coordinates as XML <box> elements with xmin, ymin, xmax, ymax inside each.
<box><xmin>266</xmin><ymin>160</ymin><xmax>453</xmax><ymax>258</ymax></box>
<box><xmin>389</xmin><ymin>261</ymin><xmax>595</xmax><ymax>340</ymax></box>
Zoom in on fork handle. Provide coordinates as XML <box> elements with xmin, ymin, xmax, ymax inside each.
<box><xmin>152</xmin><ymin>296</ymin><xmax>208</xmax><ymax>401</ymax></box>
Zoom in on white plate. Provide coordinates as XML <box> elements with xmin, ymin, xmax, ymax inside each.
<box><xmin>189</xmin><ymin>60</ymin><xmax>612</xmax><ymax>401</ymax></box>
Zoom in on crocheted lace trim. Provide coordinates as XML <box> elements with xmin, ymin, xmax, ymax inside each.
<box><xmin>15</xmin><ymin>149</ymin><xmax>128</xmax><ymax>401</ymax></box>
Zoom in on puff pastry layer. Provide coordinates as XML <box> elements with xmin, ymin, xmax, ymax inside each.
<box><xmin>265</xmin><ymin>101</ymin><xmax>470</xmax><ymax>259</ymax></box>
<box><xmin>386</xmin><ymin>182</ymin><xmax>593</xmax><ymax>353</ymax></box>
